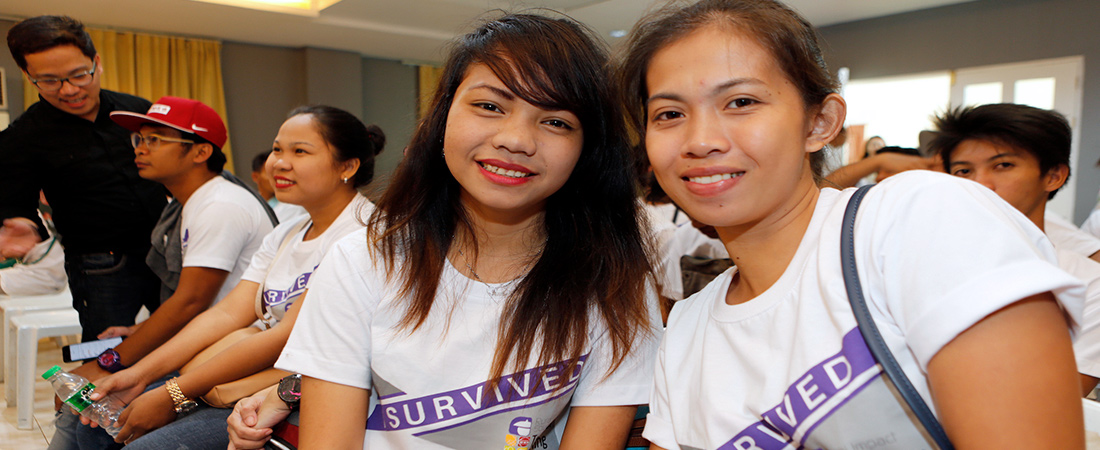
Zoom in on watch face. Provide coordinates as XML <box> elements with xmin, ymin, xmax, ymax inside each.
<box><xmin>279</xmin><ymin>375</ymin><xmax>301</xmax><ymax>403</ymax></box>
<box><xmin>98</xmin><ymin>350</ymin><xmax>119</xmax><ymax>366</ymax></box>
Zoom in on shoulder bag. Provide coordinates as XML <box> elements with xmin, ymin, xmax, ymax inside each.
<box><xmin>179</xmin><ymin>220</ymin><xmax>310</xmax><ymax>407</ymax></box>
<box><xmin>841</xmin><ymin>184</ymin><xmax>954</xmax><ymax>450</ymax></box>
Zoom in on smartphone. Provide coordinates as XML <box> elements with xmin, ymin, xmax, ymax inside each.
<box><xmin>62</xmin><ymin>337</ymin><xmax>124</xmax><ymax>363</ymax></box>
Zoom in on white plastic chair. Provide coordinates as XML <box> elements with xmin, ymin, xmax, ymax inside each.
<box><xmin>0</xmin><ymin>288</ymin><xmax>73</xmax><ymax>383</ymax></box>
<box><xmin>8</xmin><ymin>309</ymin><xmax>81</xmax><ymax>430</ymax></box>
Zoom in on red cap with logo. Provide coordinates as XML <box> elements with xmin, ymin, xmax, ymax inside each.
<box><xmin>110</xmin><ymin>96</ymin><xmax>227</xmax><ymax>149</ymax></box>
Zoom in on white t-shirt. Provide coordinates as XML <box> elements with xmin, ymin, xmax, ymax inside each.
<box><xmin>643</xmin><ymin>172</ymin><xmax>1084</xmax><ymax>450</ymax></box>
<box><xmin>0</xmin><ymin>232</ymin><xmax>66</xmax><ymax>296</ymax></box>
<box><xmin>242</xmin><ymin>195</ymin><xmax>372</xmax><ymax>322</ymax></box>
<box><xmin>181</xmin><ymin>177</ymin><xmax>274</xmax><ymax>303</ymax></box>
<box><xmin>1057</xmin><ymin>248</ymin><xmax>1100</xmax><ymax>378</ymax></box>
<box><xmin>1046</xmin><ymin>210</ymin><xmax>1100</xmax><ymax>258</ymax></box>
<box><xmin>278</xmin><ymin>234</ymin><xmax>663</xmax><ymax>450</ymax></box>
<box><xmin>269</xmin><ymin>197</ymin><xmax>309</xmax><ymax>224</ymax></box>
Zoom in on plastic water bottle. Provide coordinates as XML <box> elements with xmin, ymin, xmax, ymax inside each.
<box><xmin>42</xmin><ymin>365</ymin><xmax>124</xmax><ymax>437</ymax></box>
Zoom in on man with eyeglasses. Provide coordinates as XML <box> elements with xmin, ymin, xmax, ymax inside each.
<box><xmin>0</xmin><ymin>17</ymin><xmax>165</xmax><ymax>348</ymax></box>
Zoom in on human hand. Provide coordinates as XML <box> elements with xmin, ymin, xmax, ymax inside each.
<box><xmin>58</xmin><ymin>361</ymin><xmax>112</xmax><ymax>412</ymax></box>
<box><xmin>98</xmin><ymin>322</ymin><xmax>142</xmax><ymax>339</ymax></box>
<box><xmin>0</xmin><ymin>218</ymin><xmax>40</xmax><ymax>259</ymax></box>
<box><xmin>113</xmin><ymin>387</ymin><xmax>176</xmax><ymax>444</ymax></box>
<box><xmin>227</xmin><ymin>386</ymin><xmax>290</xmax><ymax>449</ymax></box>
<box><xmin>77</xmin><ymin>368</ymin><xmax>148</xmax><ymax>427</ymax></box>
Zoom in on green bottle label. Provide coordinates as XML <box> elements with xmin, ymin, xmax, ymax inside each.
<box><xmin>64</xmin><ymin>383</ymin><xmax>95</xmax><ymax>413</ymax></box>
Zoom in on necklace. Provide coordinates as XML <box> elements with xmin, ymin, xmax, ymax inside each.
<box><xmin>456</xmin><ymin>245</ymin><xmax>543</xmax><ymax>298</ymax></box>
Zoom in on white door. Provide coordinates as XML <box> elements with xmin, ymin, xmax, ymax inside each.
<box><xmin>949</xmin><ymin>56</ymin><xmax>1085</xmax><ymax>221</ymax></box>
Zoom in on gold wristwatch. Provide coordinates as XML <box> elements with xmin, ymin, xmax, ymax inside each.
<box><xmin>165</xmin><ymin>377</ymin><xmax>198</xmax><ymax>415</ymax></box>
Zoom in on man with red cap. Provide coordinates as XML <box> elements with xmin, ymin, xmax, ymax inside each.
<box><xmin>48</xmin><ymin>97</ymin><xmax>275</xmax><ymax>450</ymax></box>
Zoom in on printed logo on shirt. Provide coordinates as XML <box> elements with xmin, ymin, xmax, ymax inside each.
<box><xmin>181</xmin><ymin>229</ymin><xmax>190</xmax><ymax>251</ymax></box>
<box><xmin>504</xmin><ymin>416</ymin><xmax>533</xmax><ymax>449</ymax></box>
<box><xmin>263</xmin><ymin>265</ymin><xmax>317</xmax><ymax>314</ymax></box>
<box><xmin>366</xmin><ymin>354</ymin><xmax>588</xmax><ymax>446</ymax></box>
<box><xmin>719</xmin><ymin>328</ymin><xmax>883</xmax><ymax>450</ymax></box>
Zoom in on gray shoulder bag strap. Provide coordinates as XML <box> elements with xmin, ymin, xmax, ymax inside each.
<box><xmin>841</xmin><ymin>184</ymin><xmax>954</xmax><ymax>450</ymax></box>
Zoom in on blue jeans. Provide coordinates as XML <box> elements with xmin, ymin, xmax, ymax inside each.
<box><xmin>124</xmin><ymin>405</ymin><xmax>232</xmax><ymax>450</ymax></box>
<box><xmin>48</xmin><ymin>374</ymin><xmax>175</xmax><ymax>450</ymax></box>
<box><xmin>65</xmin><ymin>252</ymin><xmax>161</xmax><ymax>342</ymax></box>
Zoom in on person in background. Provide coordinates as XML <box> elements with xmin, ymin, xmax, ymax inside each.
<box><xmin>251</xmin><ymin>151</ymin><xmax>306</xmax><ymax>223</ymax></box>
<box><xmin>618</xmin><ymin>0</ymin><xmax>1083</xmax><ymax>448</ymax></box>
<box><xmin>931</xmin><ymin>102</ymin><xmax>1100</xmax><ymax>395</ymax></box>
<box><xmin>0</xmin><ymin>205</ymin><xmax>66</xmax><ymax>296</ymax></box>
<box><xmin>0</xmin><ymin>15</ymin><xmax>164</xmax><ymax>342</ymax></box>
<box><xmin>49</xmin><ymin>96</ymin><xmax>274</xmax><ymax>450</ymax></box>
<box><xmin>825</xmin><ymin>145</ymin><xmax>936</xmax><ymax>187</ymax></box>
<box><xmin>80</xmin><ymin>105</ymin><xmax>383</xmax><ymax>449</ymax></box>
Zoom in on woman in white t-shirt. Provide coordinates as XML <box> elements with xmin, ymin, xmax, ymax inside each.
<box><xmin>231</xmin><ymin>13</ymin><xmax>662</xmax><ymax>450</ymax></box>
<box><xmin>617</xmin><ymin>1</ymin><xmax>1085</xmax><ymax>449</ymax></box>
<box><xmin>78</xmin><ymin>106</ymin><xmax>385</xmax><ymax>448</ymax></box>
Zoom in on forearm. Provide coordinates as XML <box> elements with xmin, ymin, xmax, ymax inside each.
<box><xmin>114</xmin><ymin>292</ymin><xmax>213</xmax><ymax>364</ymax></box>
<box><xmin>126</xmin><ymin>306</ymin><xmax>244</xmax><ymax>384</ymax></box>
<box><xmin>824</xmin><ymin>157</ymin><xmax>879</xmax><ymax>188</ymax></box>
<box><xmin>175</xmin><ymin>323</ymin><xmax>293</xmax><ymax>399</ymax></box>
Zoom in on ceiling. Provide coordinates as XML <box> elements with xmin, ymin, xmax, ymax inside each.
<box><xmin>0</xmin><ymin>0</ymin><xmax>974</xmax><ymax>64</ymax></box>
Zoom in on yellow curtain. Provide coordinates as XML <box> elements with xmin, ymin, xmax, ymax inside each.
<box><xmin>417</xmin><ymin>65</ymin><xmax>445</xmax><ymax>120</ymax></box>
<box><xmin>23</xmin><ymin>28</ymin><xmax>234</xmax><ymax>173</ymax></box>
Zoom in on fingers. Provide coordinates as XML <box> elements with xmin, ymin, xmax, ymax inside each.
<box><xmin>114</xmin><ymin>410</ymin><xmax>132</xmax><ymax>444</ymax></box>
<box><xmin>54</xmin><ymin>395</ymin><xmax>63</xmax><ymax>412</ymax></box>
<box><xmin>227</xmin><ymin>405</ymin><xmax>274</xmax><ymax>450</ymax></box>
<box><xmin>96</xmin><ymin>327</ymin><xmax>130</xmax><ymax>339</ymax></box>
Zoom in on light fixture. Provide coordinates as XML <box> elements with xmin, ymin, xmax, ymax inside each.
<box><xmin>609</xmin><ymin>30</ymin><xmax>626</xmax><ymax>38</ymax></box>
<box><xmin>189</xmin><ymin>0</ymin><xmax>343</xmax><ymax>18</ymax></box>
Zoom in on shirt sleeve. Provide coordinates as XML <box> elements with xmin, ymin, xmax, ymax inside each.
<box><xmin>1046</xmin><ymin>211</ymin><xmax>1100</xmax><ymax>257</ymax></box>
<box><xmin>0</xmin><ymin>129</ymin><xmax>47</xmax><ymax>233</ymax></box>
<box><xmin>569</xmin><ymin>285</ymin><xmax>664</xmax><ymax>407</ymax></box>
<box><xmin>181</xmin><ymin>200</ymin><xmax>260</xmax><ymax>271</ymax></box>
<box><xmin>641</xmin><ymin>339</ymin><xmax>677</xmax><ymax>449</ymax></box>
<box><xmin>276</xmin><ymin>233</ymin><xmax>381</xmax><ymax>389</ymax></box>
<box><xmin>860</xmin><ymin>173</ymin><xmax>1085</xmax><ymax>371</ymax></box>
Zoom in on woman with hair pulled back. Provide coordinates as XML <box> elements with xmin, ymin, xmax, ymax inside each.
<box><xmin>65</xmin><ymin>105</ymin><xmax>384</xmax><ymax>449</ymax></box>
<box><xmin>619</xmin><ymin>0</ymin><xmax>1084</xmax><ymax>448</ymax></box>
<box><xmin>266</xmin><ymin>11</ymin><xmax>661</xmax><ymax>450</ymax></box>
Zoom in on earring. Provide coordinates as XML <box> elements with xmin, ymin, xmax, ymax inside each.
<box><xmin>442</xmin><ymin>148</ymin><xmax>446</xmax><ymax>157</ymax></box>
<box><xmin>342</xmin><ymin>177</ymin><xmax>349</xmax><ymax>184</ymax></box>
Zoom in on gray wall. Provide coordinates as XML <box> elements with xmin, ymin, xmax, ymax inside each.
<box><xmin>818</xmin><ymin>0</ymin><xmax>1100</xmax><ymax>223</ymax></box>
<box><xmin>0</xmin><ymin>20</ymin><xmax>26</xmax><ymax>119</ymax></box>
<box><xmin>221</xmin><ymin>42</ymin><xmax>416</xmax><ymax>190</ymax></box>
<box><xmin>361</xmin><ymin>58</ymin><xmax>417</xmax><ymax>187</ymax></box>
<box><xmin>222</xmin><ymin>42</ymin><xmax>307</xmax><ymax>177</ymax></box>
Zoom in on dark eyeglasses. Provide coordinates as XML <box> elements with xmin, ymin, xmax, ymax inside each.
<box><xmin>29</xmin><ymin>61</ymin><xmax>98</xmax><ymax>92</ymax></box>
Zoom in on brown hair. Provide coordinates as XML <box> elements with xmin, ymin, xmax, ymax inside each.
<box><xmin>287</xmin><ymin>105</ymin><xmax>385</xmax><ymax>188</ymax></box>
<box><xmin>617</xmin><ymin>0</ymin><xmax>839</xmax><ymax>179</ymax></box>
<box><xmin>367</xmin><ymin>12</ymin><xmax>655</xmax><ymax>383</ymax></box>
<box><xmin>7</xmin><ymin>16</ymin><xmax>96</xmax><ymax>71</ymax></box>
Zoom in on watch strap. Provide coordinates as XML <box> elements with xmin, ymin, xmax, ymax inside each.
<box><xmin>165</xmin><ymin>377</ymin><xmax>198</xmax><ymax>415</ymax></box>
